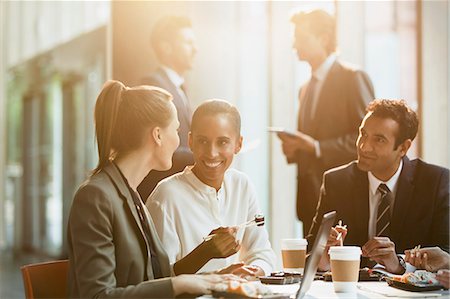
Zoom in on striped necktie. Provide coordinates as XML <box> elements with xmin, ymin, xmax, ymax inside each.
<box><xmin>376</xmin><ymin>184</ymin><xmax>392</xmax><ymax>237</ymax></box>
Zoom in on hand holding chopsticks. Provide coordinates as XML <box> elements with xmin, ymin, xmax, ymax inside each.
<box><xmin>203</xmin><ymin>214</ymin><xmax>265</xmax><ymax>242</ymax></box>
<box><xmin>235</xmin><ymin>214</ymin><xmax>265</xmax><ymax>229</ymax></box>
<box><xmin>328</xmin><ymin>219</ymin><xmax>348</xmax><ymax>247</ymax></box>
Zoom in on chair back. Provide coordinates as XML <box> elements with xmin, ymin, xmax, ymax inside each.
<box><xmin>21</xmin><ymin>259</ymin><xmax>69</xmax><ymax>299</ymax></box>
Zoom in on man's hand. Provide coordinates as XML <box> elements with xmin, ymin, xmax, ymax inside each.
<box><xmin>404</xmin><ymin>247</ymin><xmax>450</xmax><ymax>272</ymax></box>
<box><xmin>217</xmin><ymin>262</ymin><xmax>264</xmax><ymax>280</ymax></box>
<box><xmin>362</xmin><ymin>237</ymin><xmax>404</xmax><ymax>274</ymax></box>
<box><xmin>204</xmin><ymin>227</ymin><xmax>240</xmax><ymax>259</ymax></box>
<box><xmin>277</xmin><ymin>131</ymin><xmax>316</xmax><ymax>161</ymax></box>
<box><xmin>318</xmin><ymin>223</ymin><xmax>348</xmax><ymax>271</ymax></box>
<box><xmin>436</xmin><ymin>270</ymin><xmax>450</xmax><ymax>289</ymax></box>
<box><xmin>327</xmin><ymin>224</ymin><xmax>348</xmax><ymax>247</ymax></box>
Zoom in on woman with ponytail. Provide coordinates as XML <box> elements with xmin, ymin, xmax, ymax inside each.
<box><xmin>67</xmin><ymin>81</ymin><xmax>241</xmax><ymax>298</ymax></box>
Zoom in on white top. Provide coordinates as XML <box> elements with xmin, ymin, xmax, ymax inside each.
<box><xmin>310</xmin><ymin>54</ymin><xmax>336</xmax><ymax>118</ymax></box>
<box><xmin>367</xmin><ymin>159</ymin><xmax>403</xmax><ymax>239</ymax></box>
<box><xmin>147</xmin><ymin>166</ymin><xmax>276</xmax><ymax>274</ymax></box>
<box><xmin>161</xmin><ymin>65</ymin><xmax>189</xmax><ymax>107</ymax></box>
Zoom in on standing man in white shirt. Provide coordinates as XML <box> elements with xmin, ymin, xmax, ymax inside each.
<box><xmin>139</xmin><ymin>15</ymin><xmax>197</xmax><ymax>201</ymax></box>
<box><xmin>276</xmin><ymin>9</ymin><xmax>374</xmax><ymax>235</ymax></box>
<box><xmin>147</xmin><ymin>99</ymin><xmax>276</xmax><ymax>277</ymax></box>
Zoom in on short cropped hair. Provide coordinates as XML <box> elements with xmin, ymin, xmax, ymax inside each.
<box><xmin>151</xmin><ymin>15</ymin><xmax>192</xmax><ymax>57</ymax></box>
<box><xmin>290</xmin><ymin>9</ymin><xmax>336</xmax><ymax>55</ymax></box>
<box><xmin>191</xmin><ymin>99</ymin><xmax>241</xmax><ymax>137</ymax></box>
<box><xmin>366</xmin><ymin>99</ymin><xmax>419</xmax><ymax>149</ymax></box>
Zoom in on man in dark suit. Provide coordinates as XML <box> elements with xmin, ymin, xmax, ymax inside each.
<box><xmin>309</xmin><ymin>99</ymin><xmax>449</xmax><ymax>274</ymax></box>
<box><xmin>138</xmin><ymin>16</ymin><xmax>197</xmax><ymax>200</ymax></box>
<box><xmin>277</xmin><ymin>10</ymin><xmax>374</xmax><ymax>235</ymax></box>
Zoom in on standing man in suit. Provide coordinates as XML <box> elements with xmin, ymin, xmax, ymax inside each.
<box><xmin>310</xmin><ymin>99</ymin><xmax>449</xmax><ymax>274</ymax></box>
<box><xmin>138</xmin><ymin>15</ymin><xmax>197</xmax><ymax>200</ymax></box>
<box><xmin>276</xmin><ymin>9</ymin><xmax>375</xmax><ymax>235</ymax></box>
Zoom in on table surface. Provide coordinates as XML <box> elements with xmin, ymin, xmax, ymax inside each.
<box><xmin>268</xmin><ymin>280</ymin><xmax>450</xmax><ymax>298</ymax></box>
<box><xmin>202</xmin><ymin>280</ymin><xmax>450</xmax><ymax>299</ymax></box>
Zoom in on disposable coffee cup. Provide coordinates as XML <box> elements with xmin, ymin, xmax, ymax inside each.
<box><xmin>281</xmin><ymin>239</ymin><xmax>308</xmax><ymax>274</ymax></box>
<box><xmin>328</xmin><ymin>246</ymin><xmax>361</xmax><ymax>293</ymax></box>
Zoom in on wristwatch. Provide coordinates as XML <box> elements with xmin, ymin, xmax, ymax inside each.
<box><xmin>397</xmin><ymin>255</ymin><xmax>407</xmax><ymax>273</ymax></box>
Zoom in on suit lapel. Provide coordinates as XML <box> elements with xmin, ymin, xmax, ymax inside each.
<box><xmin>142</xmin><ymin>206</ymin><xmax>172</xmax><ymax>276</ymax></box>
<box><xmin>157</xmin><ymin>68</ymin><xmax>191</xmax><ymax>123</ymax></box>
<box><xmin>390</xmin><ymin>157</ymin><xmax>415</xmax><ymax>241</ymax></box>
<box><xmin>298</xmin><ymin>86</ymin><xmax>307</xmax><ymax>132</ymax></box>
<box><xmin>156</xmin><ymin>68</ymin><xmax>179</xmax><ymax>98</ymax></box>
<box><xmin>103</xmin><ymin>163</ymin><xmax>153</xmax><ymax>275</ymax></box>
<box><xmin>308</xmin><ymin>61</ymin><xmax>340</xmax><ymax>135</ymax></box>
<box><xmin>352</xmin><ymin>165</ymin><xmax>370</xmax><ymax>244</ymax></box>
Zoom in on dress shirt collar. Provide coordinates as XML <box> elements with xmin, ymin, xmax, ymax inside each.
<box><xmin>183</xmin><ymin>166</ymin><xmax>225</xmax><ymax>196</ymax></box>
<box><xmin>161</xmin><ymin>65</ymin><xmax>185</xmax><ymax>88</ymax></box>
<box><xmin>368</xmin><ymin>159</ymin><xmax>403</xmax><ymax>196</ymax></box>
<box><xmin>313</xmin><ymin>53</ymin><xmax>336</xmax><ymax>82</ymax></box>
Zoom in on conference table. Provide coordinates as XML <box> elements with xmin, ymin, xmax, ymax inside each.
<box><xmin>202</xmin><ymin>280</ymin><xmax>450</xmax><ymax>299</ymax></box>
<box><xmin>267</xmin><ymin>280</ymin><xmax>449</xmax><ymax>298</ymax></box>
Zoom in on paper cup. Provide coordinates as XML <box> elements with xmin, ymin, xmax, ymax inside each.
<box><xmin>281</xmin><ymin>238</ymin><xmax>308</xmax><ymax>274</ymax></box>
<box><xmin>329</xmin><ymin>246</ymin><xmax>361</xmax><ymax>293</ymax></box>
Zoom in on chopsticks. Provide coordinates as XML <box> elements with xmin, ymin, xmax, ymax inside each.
<box><xmin>336</xmin><ymin>232</ymin><xmax>343</xmax><ymax>246</ymax></box>
<box><xmin>335</xmin><ymin>220</ymin><xmax>347</xmax><ymax>246</ymax></box>
<box><xmin>203</xmin><ymin>215</ymin><xmax>265</xmax><ymax>242</ymax></box>
<box><xmin>411</xmin><ymin>244</ymin><xmax>421</xmax><ymax>255</ymax></box>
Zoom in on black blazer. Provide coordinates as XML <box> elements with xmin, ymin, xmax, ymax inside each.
<box><xmin>309</xmin><ymin>156</ymin><xmax>450</xmax><ymax>258</ymax></box>
<box><xmin>138</xmin><ymin>68</ymin><xmax>194</xmax><ymax>200</ymax></box>
<box><xmin>294</xmin><ymin>60</ymin><xmax>374</xmax><ymax>232</ymax></box>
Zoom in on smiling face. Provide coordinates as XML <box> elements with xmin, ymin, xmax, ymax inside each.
<box><xmin>356</xmin><ymin>113</ymin><xmax>410</xmax><ymax>181</ymax></box>
<box><xmin>189</xmin><ymin>113</ymin><xmax>242</xmax><ymax>190</ymax></box>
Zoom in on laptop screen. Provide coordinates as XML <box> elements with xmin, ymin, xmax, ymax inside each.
<box><xmin>295</xmin><ymin>211</ymin><xmax>336</xmax><ymax>299</ymax></box>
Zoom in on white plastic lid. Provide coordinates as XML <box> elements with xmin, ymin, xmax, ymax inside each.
<box><xmin>328</xmin><ymin>246</ymin><xmax>361</xmax><ymax>260</ymax></box>
<box><xmin>281</xmin><ymin>238</ymin><xmax>308</xmax><ymax>249</ymax></box>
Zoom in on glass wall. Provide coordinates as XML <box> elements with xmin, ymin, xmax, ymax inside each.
<box><xmin>3</xmin><ymin>27</ymin><xmax>107</xmax><ymax>256</ymax></box>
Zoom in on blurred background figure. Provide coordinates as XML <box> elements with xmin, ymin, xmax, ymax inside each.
<box><xmin>138</xmin><ymin>15</ymin><xmax>198</xmax><ymax>201</ymax></box>
<box><xmin>276</xmin><ymin>9</ymin><xmax>375</xmax><ymax>235</ymax></box>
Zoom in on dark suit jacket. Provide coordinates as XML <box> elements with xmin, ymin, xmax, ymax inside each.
<box><xmin>67</xmin><ymin>163</ymin><xmax>174</xmax><ymax>298</ymax></box>
<box><xmin>295</xmin><ymin>60</ymin><xmax>374</xmax><ymax>234</ymax></box>
<box><xmin>138</xmin><ymin>68</ymin><xmax>194</xmax><ymax>200</ymax></box>
<box><xmin>308</xmin><ymin>156</ymin><xmax>449</xmax><ymax>265</ymax></box>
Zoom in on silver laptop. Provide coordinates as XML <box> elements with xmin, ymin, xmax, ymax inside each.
<box><xmin>295</xmin><ymin>210</ymin><xmax>337</xmax><ymax>299</ymax></box>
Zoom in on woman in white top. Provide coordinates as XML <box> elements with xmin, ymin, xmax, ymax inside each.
<box><xmin>148</xmin><ymin>99</ymin><xmax>276</xmax><ymax>277</ymax></box>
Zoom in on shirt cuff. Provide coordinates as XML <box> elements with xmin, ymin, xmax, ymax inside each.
<box><xmin>397</xmin><ymin>254</ymin><xmax>416</xmax><ymax>273</ymax></box>
<box><xmin>314</xmin><ymin>140</ymin><xmax>321</xmax><ymax>158</ymax></box>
